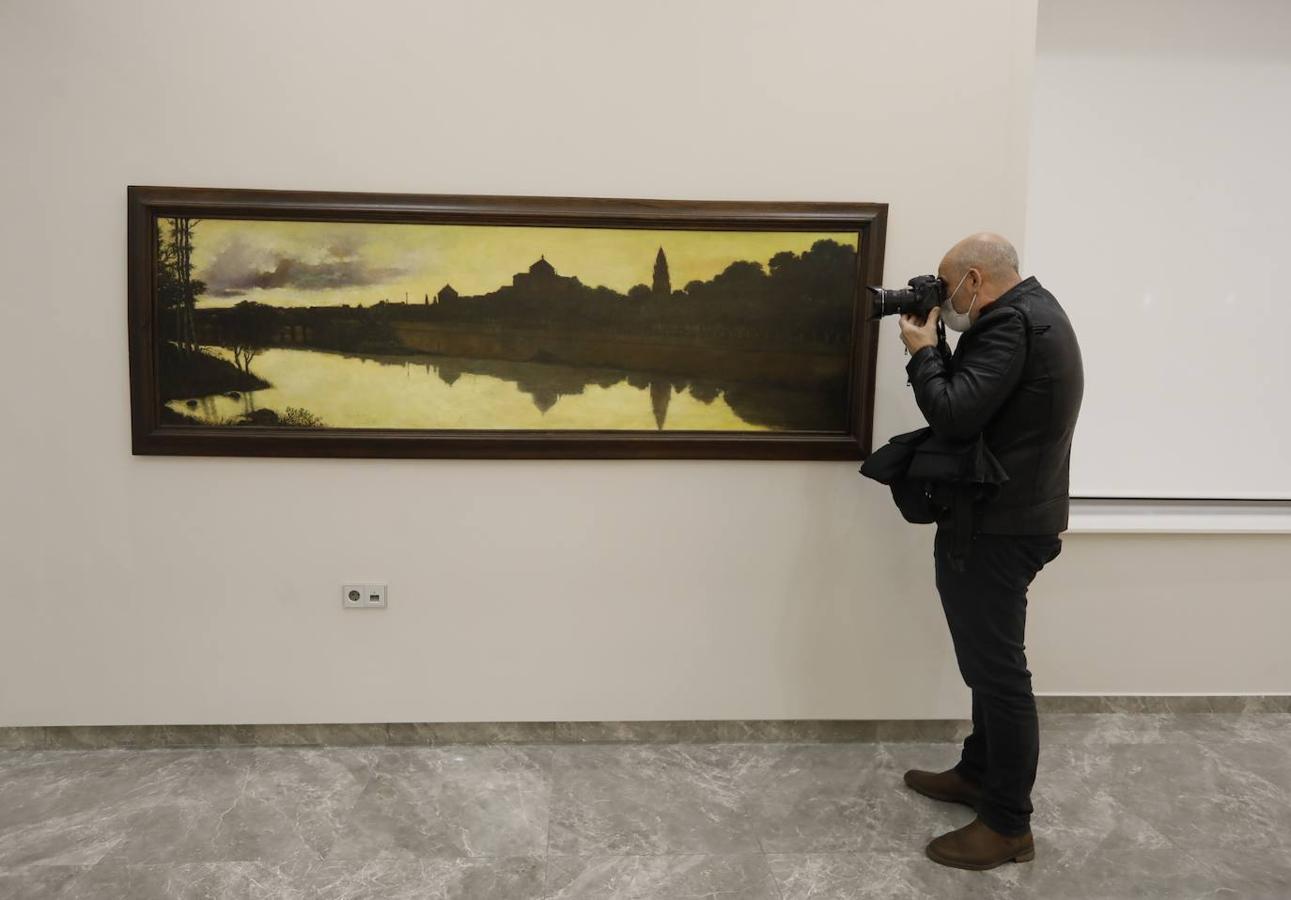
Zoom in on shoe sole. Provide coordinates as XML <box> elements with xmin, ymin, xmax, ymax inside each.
<box><xmin>925</xmin><ymin>844</ymin><xmax>1035</xmax><ymax>870</ymax></box>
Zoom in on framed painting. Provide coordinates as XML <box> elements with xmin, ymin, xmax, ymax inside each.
<box><xmin>127</xmin><ymin>186</ymin><xmax>886</xmax><ymax>458</ymax></box>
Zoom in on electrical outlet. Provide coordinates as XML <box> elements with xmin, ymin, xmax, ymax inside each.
<box><xmin>343</xmin><ymin>584</ymin><xmax>387</xmax><ymax>609</ymax></box>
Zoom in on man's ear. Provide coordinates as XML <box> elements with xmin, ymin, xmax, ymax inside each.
<box><xmin>967</xmin><ymin>267</ymin><xmax>983</xmax><ymax>291</ymax></box>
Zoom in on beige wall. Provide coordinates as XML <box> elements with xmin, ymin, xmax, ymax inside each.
<box><xmin>1</xmin><ymin>0</ymin><xmax>1285</xmax><ymax>728</ymax></box>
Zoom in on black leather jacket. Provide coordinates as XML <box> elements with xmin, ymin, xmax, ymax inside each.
<box><xmin>904</xmin><ymin>276</ymin><xmax>1084</xmax><ymax>534</ymax></box>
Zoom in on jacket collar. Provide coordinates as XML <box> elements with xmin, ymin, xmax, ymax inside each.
<box><xmin>981</xmin><ymin>275</ymin><xmax>1040</xmax><ymax>316</ymax></box>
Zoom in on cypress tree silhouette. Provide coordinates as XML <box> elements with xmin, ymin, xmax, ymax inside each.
<box><xmin>652</xmin><ymin>247</ymin><xmax>671</xmax><ymax>296</ymax></box>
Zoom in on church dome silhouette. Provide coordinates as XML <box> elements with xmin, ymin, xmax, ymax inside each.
<box><xmin>528</xmin><ymin>255</ymin><xmax>556</xmax><ymax>276</ymax></box>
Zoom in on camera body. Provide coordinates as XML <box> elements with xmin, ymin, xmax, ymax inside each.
<box><xmin>868</xmin><ymin>274</ymin><xmax>946</xmax><ymax>319</ymax></box>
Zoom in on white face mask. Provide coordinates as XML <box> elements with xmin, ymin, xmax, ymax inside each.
<box><xmin>941</xmin><ymin>270</ymin><xmax>978</xmax><ymax>333</ymax></box>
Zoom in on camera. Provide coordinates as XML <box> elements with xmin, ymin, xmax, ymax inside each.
<box><xmin>867</xmin><ymin>274</ymin><xmax>945</xmax><ymax>319</ymax></box>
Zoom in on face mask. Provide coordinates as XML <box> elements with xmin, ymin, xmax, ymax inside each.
<box><xmin>941</xmin><ymin>270</ymin><xmax>978</xmax><ymax>333</ymax></box>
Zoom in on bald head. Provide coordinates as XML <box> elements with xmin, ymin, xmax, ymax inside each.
<box><xmin>942</xmin><ymin>233</ymin><xmax>1019</xmax><ymax>280</ymax></box>
<box><xmin>937</xmin><ymin>232</ymin><xmax>1022</xmax><ymax>318</ymax></box>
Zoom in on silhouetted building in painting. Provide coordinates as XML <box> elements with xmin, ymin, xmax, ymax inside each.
<box><xmin>509</xmin><ymin>255</ymin><xmax>585</xmax><ymax>295</ymax></box>
<box><xmin>652</xmin><ymin>247</ymin><xmax>671</xmax><ymax>296</ymax></box>
<box><xmin>513</xmin><ymin>255</ymin><xmax>555</xmax><ymax>287</ymax></box>
<box><xmin>435</xmin><ymin>284</ymin><xmax>458</xmax><ymax>303</ymax></box>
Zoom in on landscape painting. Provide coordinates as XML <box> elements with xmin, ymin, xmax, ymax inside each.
<box><xmin>128</xmin><ymin>188</ymin><xmax>885</xmax><ymax>458</ymax></box>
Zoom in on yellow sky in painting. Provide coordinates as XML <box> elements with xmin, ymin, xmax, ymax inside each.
<box><xmin>185</xmin><ymin>219</ymin><xmax>860</xmax><ymax>308</ymax></box>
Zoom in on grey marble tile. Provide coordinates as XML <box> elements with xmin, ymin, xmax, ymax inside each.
<box><xmin>1198</xmin><ymin>737</ymin><xmax>1291</xmax><ymax>787</ymax></box>
<box><xmin>765</xmin><ymin>847</ymin><xmax>1246</xmax><ymax>900</ymax></box>
<box><xmin>1001</xmin><ymin>845</ymin><xmax>1271</xmax><ymax>899</ymax></box>
<box><xmin>3</xmin><ymin>719</ymin><xmax>1290</xmax><ymax>899</ymax></box>
<box><xmin>121</xmin><ymin>747</ymin><xmax>376</xmax><ymax>865</ymax></box>
<box><xmin>1028</xmin><ymin>743</ymin><xmax>1178</xmax><ymax>856</ymax></box>
<box><xmin>325</xmin><ymin>745</ymin><xmax>552</xmax><ymax>861</ymax></box>
<box><xmin>544</xmin><ymin>853</ymin><xmax>781</xmax><ymax>899</ymax></box>
<box><xmin>745</xmin><ymin>741</ymin><xmax>970</xmax><ymax>854</ymax></box>
<box><xmin>765</xmin><ymin>849</ymin><xmax>1025</xmax><ymax>900</ymax></box>
<box><xmin>1046</xmin><ymin>740</ymin><xmax>1291</xmax><ymax>854</ymax></box>
<box><xmin>3</xmin><ymin>858</ymin><xmax>548</xmax><ymax>899</ymax></box>
<box><xmin>1219</xmin><ymin>712</ymin><xmax>1291</xmax><ymax>744</ymax></box>
<box><xmin>0</xmin><ymin>747</ymin><xmax>380</xmax><ymax>868</ymax></box>
<box><xmin>1200</xmin><ymin>848</ymin><xmax>1291</xmax><ymax>898</ymax></box>
<box><xmin>0</xmin><ymin>864</ymin><xmax>85</xmax><ymax>898</ymax></box>
<box><xmin>544</xmin><ymin>742</ymin><xmax>772</xmax><ymax>856</ymax></box>
<box><xmin>0</xmin><ymin>749</ymin><xmax>174</xmax><ymax>868</ymax></box>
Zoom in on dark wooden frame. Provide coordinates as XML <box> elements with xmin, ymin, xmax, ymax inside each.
<box><xmin>128</xmin><ymin>185</ymin><xmax>886</xmax><ymax>459</ymax></box>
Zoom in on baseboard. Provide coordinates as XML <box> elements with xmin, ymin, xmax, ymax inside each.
<box><xmin>2</xmin><ymin>695</ymin><xmax>1286</xmax><ymax>750</ymax></box>
<box><xmin>1035</xmin><ymin>694</ymin><xmax>1291</xmax><ymax>714</ymax></box>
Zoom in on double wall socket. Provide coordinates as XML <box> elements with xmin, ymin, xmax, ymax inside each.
<box><xmin>343</xmin><ymin>584</ymin><xmax>387</xmax><ymax>609</ymax></box>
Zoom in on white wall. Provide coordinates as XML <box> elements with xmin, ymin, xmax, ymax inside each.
<box><xmin>0</xmin><ymin>0</ymin><xmax>1286</xmax><ymax>729</ymax></box>
<box><xmin>1025</xmin><ymin>0</ymin><xmax>1291</xmax><ymax>500</ymax></box>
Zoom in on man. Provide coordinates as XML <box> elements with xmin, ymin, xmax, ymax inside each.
<box><xmin>896</xmin><ymin>233</ymin><xmax>1084</xmax><ymax>870</ymax></box>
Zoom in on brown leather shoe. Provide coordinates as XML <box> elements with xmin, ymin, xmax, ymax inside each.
<box><xmin>925</xmin><ymin>817</ymin><xmax>1035</xmax><ymax>870</ymax></box>
<box><xmin>902</xmin><ymin>767</ymin><xmax>983</xmax><ymax>808</ymax></box>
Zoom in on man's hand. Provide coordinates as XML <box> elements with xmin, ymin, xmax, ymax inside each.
<box><xmin>899</xmin><ymin>305</ymin><xmax>940</xmax><ymax>355</ymax></box>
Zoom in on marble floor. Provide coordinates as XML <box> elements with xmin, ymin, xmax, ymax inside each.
<box><xmin>1</xmin><ymin>713</ymin><xmax>1289</xmax><ymax>899</ymax></box>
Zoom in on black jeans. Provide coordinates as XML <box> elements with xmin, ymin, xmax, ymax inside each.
<box><xmin>933</xmin><ymin>525</ymin><xmax>1063</xmax><ymax>836</ymax></box>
